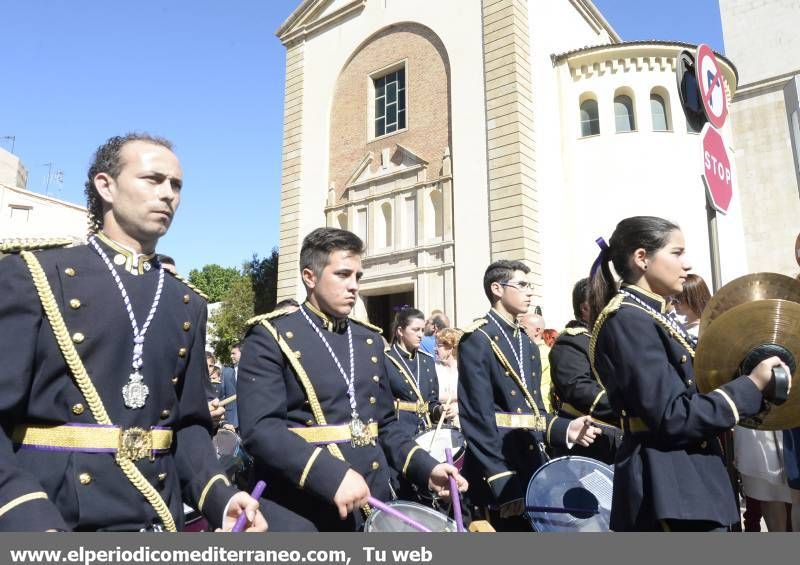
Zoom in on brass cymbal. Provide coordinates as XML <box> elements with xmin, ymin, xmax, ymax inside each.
<box><xmin>699</xmin><ymin>273</ymin><xmax>800</xmax><ymax>334</ymax></box>
<box><xmin>695</xmin><ymin>299</ymin><xmax>800</xmax><ymax>430</ymax></box>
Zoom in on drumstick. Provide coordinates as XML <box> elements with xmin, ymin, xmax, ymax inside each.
<box><xmin>445</xmin><ymin>447</ymin><xmax>465</xmax><ymax>532</ymax></box>
<box><xmin>427</xmin><ymin>396</ymin><xmax>453</xmax><ymax>453</ymax></box>
<box><xmin>367</xmin><ymin>497</ymin><xmax>433</xmax><ymax>533</ymax></box>
<box><xmin>231</xmin><ymin>480</ymin><xmax>266</xmax><ymax>532</ymax></box>
<box><xmin>219</xmin><ymin>395</ymin><xmax>237</xmax><ymax>407</ymax></box>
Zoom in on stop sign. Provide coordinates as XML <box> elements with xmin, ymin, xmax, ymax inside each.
<box><xmin>701</xmin><ymin>123</ymin><xmax>732</xmax><ymax>214</ymax></box>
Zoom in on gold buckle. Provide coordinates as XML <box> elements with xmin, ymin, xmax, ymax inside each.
<box><xmin>416</xmin><ymin>401</ymin><xmax>428</xmax><ymax>418</ymax></box>
<box><xmin>119</xmin><ymin>427</ymin><xmax>154</xmax><ymax>461</ymax></box>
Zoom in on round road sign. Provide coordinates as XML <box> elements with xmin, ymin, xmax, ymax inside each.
<box><xmin>696</xmin><ymin>44</ymin><xmax>728</xmax><ymax>129</ymax></box>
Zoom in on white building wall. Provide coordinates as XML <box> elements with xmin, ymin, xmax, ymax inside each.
<box><xmin>0</xmin><ymin>183</ymin><xmax>87</xmax><ymax>241</ymax></box>
<box><xmin>529</xmin><ymin>2</ymin><xmax>613</xmax><ymax>326</ymax></box>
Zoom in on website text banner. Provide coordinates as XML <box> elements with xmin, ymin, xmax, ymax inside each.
<box><xmin>0</xmin><ymin>532</ymin><xmax>784</xmax><ymax>565</ymax></box>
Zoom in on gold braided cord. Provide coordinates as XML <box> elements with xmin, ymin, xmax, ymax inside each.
<box><xmin>384</xmin><ymin>354</ymin><xmax>432</xmax><ymax>428</ymax></box>
<box><xmin>19</xmin><ymin>251</ymin><xmax>177</xmax><ymax>532</ymax></box>
<box><xmin>168</xmin><ymin>272</ymin><xmax>209</xmax><ymax>301</ymax></box>
<box><xmin>588</xmin><ymin>293</ymin><xmax>625</xmax><ymax>385</ymax></box>
<box><xmin>0</xmin><ymin>237</ymin><xmax>75</xmax><ymax>254</ymax></box>
<box><xmin>477</xmin><ymin>328</ymin><xmax>541</xmax><ymax>419</ymax></box>
<box><xmin>623</xmin><ymin>303</ymin><xmax>696</xmax><ymax>358</ymax></box>
<box><xmin>259</xmin><ymin>319</ymin><xmax>372</xmax><ymax>517</ymax></box>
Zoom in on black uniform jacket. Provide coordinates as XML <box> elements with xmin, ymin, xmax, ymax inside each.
<box><xmin>238</xmin><ymin>305</ymin><xmax>438</xmax><ymax>531</ymax></box>
<box><xmin>0</xmin><ymin>239</ymin><xmax>236</xmax><ymax>531</ymax></box>
<box><xmin>549</xmin><ymin>320</ymin><xmax>621</xmax><ymax>463</ymax></box>
<box><xmin>591</xmin><ymin>284</ymin><xmax>763</xmax><ymax>531</ymax></box>
<box><xmin>457</xmin><ymin>310</ymin><xmax>570</xmax><ymax>508</ymax></box>
<box><xmin>384</xmin><ymin>344</ymin><xmax>440</xmax><ymax>437</ymax></box>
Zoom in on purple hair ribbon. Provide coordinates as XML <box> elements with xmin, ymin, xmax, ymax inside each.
<box><xmin>590</xmin><ymin>237</ymin><xmax>609</xmax><ymax>278</ymax></box>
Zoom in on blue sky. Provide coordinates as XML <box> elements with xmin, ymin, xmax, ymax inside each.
<box><xmin>2</xmin><ymin>0</ymin><xmax>724</xmax><ymax>274</ymax></box>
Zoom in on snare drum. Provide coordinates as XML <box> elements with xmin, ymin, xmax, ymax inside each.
<box><xmin>182</xmin><ymin>504</ymin><xmax>209</xmax><ymax>532</ymax></box>
<box><xmin>364</xmin><ymin>500</ymin><xmax>457</xmax><ymax>532</ymax></box>
<box><xmin>525</xmin><ymin>455</ymin><xmax>613</xmax><ymax>532</ymax></box>
<box><xmin>414</xmin><ymin>426</ymin><xmax>466</xmax><ymax>470</ymax></box>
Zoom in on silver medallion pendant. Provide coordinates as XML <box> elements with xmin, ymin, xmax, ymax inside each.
<box><xmin>123</xmin><ymin>371</ymin><xmax>149</xmax><ymax>409</ymax></box>
<box><xmin>349</xmin><ymin>417</ymin><xmax>372</xmax><ymax>448</ymax></box>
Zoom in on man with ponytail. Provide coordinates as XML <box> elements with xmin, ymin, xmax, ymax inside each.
<box><xmin>589</xmin><ymin>215</ymin><xmax>791</xmax><ymax>531</ymax></box>
<box><xmin>458</xmin><ymin>260</ymin><xmax>601</xmax><ymax>531</ymax></box>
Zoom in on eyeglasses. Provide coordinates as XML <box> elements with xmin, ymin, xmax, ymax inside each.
<box><xmin>501</xmin><ymin>280</ymin><xmax>532</xmax><ymax>291</ymax></box>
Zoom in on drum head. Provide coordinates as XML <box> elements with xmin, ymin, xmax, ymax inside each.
<box><xmin>414</xmin><ymin>427</ymin><xmax>466</xmax><ymax>464</ymax></box>
<box><xmin>364</xmin><ymin>501</ymin><xmax>457</xmax><ymax>532</ymax></box>
<box><xmin>525</xmin><ymin>456</ymin><xmax>613</xmax><ymax>532</ymax></box>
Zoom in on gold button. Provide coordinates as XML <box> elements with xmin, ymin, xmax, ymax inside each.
<box><xmin>183</xmin><ymin>294</ymin><xmax>190</xmax><ymax>304</ymax></box>
<box><xmin>369</xmin><ymin>396</ymin><xmax>376</xmax><ymax>404</ymax></box>
<box><xmin>373</xmin><ymin>375</ymin><xmax>380</xmax><ymax>383</ymax></box>
<box><xmin>494</xmin><ymin>336</ymin><xmax>499</xmax><ymax>341</ymax></box>
<box><xmin>286</xmin><ymin>331</ymin><xmax>294</xmax><ymax>339</ymax></box>
<box><xmin>78</xmin><ymin>472</ymin><xmax>92</xmax><ymax>485</ymax></box>
<box><xmin>517</xmin><ymin>407</ymin><xmax>523</xmax><ymax>414</ymax></box>
<box><xmin>700</xmin><ymin>441</ymin><xmax>708</xmax><ymax>449</ymax></box>
<box><xmin>72</xmin><ymin>403</ymin><xmax>85</xmax><ymax>415</ymax></box>
<box><xmin>371</xmin><ymin>356</ymin><xmax>378</xmax><ymax>364</ymax></box>
<box><xmin>366</xmin><ymin>338</ymin><xmax>374</xmax><ymax>345</ymax></box>
<box><xmin>306</xmin><ymin>419</ymin><xmax>314</xmax><ymax>426</ymax></box>
<box><xmin>158</xmin><ymin>473</ymin><xmax>167</xmax><ymax>482</ymax></box>
<box><xmin>529</xmin><ymin>444</ymin><xmax>535</xmax><ymax>451</ymax></box>
<box><xmin>160</xmin><ymin>409</ymin><xmax>170</xmax><ymax>419</ymax></box>
<box><xmin>113</xmin><ymin>254</ymin><xmax>126</xmax><ymax>266</ymax></box>
<box><xmin>182</xmin><ymin>322</ymin><xmax>191</xmax><ymax>331</ymax></box>
<box><xmin>64</xmin><ymin>267</ymin><xmax>76</xmax><ymax>277</ymax></box>
<box><xmin>511</xmin><ymin>390</ymin><xmax>517</xmax><ymax>396</ymax></box>
<box><xmin>69</xmin><ymin>299</ymin><xmax>81</xmax><ymax>309</ymax></box>
<box><xmin>533</xmin><ymin>390</ymin><xmax>538</xmax><ymax>395</ymax></box>
<box><xmin>177</xmin><ymin>347</ymin><xmax>187</xmax><ymax>358</ymax></box>
<box><xmin>680</xmin><ymin>355</ymin><xmax>688</xmax><ymax>364</ymax></box>
<box><xmin>621</xmin><ymin>409</ymin><xmax>627</xmax><ymax>416</ymax></box>
<box><xmin>295</xmin><ymin>351</ymin><xmax>302</xmax><ymax>359</ymax></box>
<box><xmin>687</xmin><ymin>379</ymin><xmax>693</xmax><ymax>385</ymax></box>
<box><xmin>371</xmin><ymin>461</ymin><xmax>380</xmax><ymax>470</ymax></box>
<box><xmin>171</xmin><ymin>376</ymin><xmax>179</xmax><ymax>385</ymax></box>
<box><xmin>504</xmin><ymin>371</ymin><xmax>510</xmax><ymax>376</ymax></box>
<box><xmin>72</xmin><ymin>332</ymin><xmax>85</xmax><ymax>344</ymax></box>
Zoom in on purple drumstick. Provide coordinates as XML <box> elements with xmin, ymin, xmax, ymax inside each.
<box><xmin>445</xmin><ymin>448</ymin><xmax>465</xmax><ymax>532</ymax></box>
<box><xmin>367</xmin><ymin>497</ymin><xmax>433</xmax><ymax>533</ymax></box>
<box><xmin>231</xmin><ymin>480</ymin><xmax>267</xmax><ymax>532</ymax></box>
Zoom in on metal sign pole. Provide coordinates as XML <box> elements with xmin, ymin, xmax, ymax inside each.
<box><xmin>706</xmin><ymin>200</ymin><xmax>722</xmax><ymax>293</ymax></box>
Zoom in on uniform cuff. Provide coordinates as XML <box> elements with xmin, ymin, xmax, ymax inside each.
<box><xmin>718</xmin><ymin>375</ymin><xmax>763</xmax><ymax>424</ymax></box>
<box><xmin>487</xmin><ymin>471</ymin><xmax>523</xmax><ymax>506</ymax></box>
<box><xmin>403</xmin><ymin>446</ymin><xmax>438</xmax><ymax>490</ymax></box>
<box><xmin>545</xmin><ymin>416</ymin><xmax>570</xmax><ymax>448</ymax></box>
<box><xmin>0</xmin><ymin>493</ymin><xmax>68</xmax><ymax>532</ymax></box>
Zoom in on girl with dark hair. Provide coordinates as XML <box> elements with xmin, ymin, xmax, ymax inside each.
<box><xmin>383</xmin><ymin>307</ymin><xmax>443</xmax><ymax>500</ymax></box>
<box><xmin>589</xmin><ymin>216</ymin><xmax>790</xmax><ymax>531</ymax></box>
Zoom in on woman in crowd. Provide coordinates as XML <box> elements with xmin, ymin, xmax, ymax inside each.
<box><xmin>589</xmin><ymin>215</ymin><xmax>789</xmax><ymax>531</ymax></box>
<box><xmin>673</xmin><ymin>273</ymin><xmax>711</xmax><ymax>338</ymax></box>
<box><xmin>434</xmin><ymin>327</ymin><xmax>463</xmax><ymax>427</ymax></box>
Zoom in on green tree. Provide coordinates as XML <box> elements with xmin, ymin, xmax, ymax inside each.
<box><xmin>209</xmin><ymin>274</ymin><xmax>254</xmax><ymax>364</ymax></box>
<box><xmin>246</xmin><ymin>248</ymin><xmax>280</xmax><ymax>315</ymax></box>
<box><xmin>188</xmin><ymin>264</ymin><xmax>241</xmax><ymax>303</ymax></box>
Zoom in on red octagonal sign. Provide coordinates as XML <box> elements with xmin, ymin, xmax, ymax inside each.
<box><xmin>701</xmin><ymin>123</ymin><xmax>732</xmax><ymax>214</ymax></box>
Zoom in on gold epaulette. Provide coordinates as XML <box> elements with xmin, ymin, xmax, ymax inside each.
<box><xmin>0</xmin><ymin>237</ymin><xmax>76</xmax><ymax>254</ymax></box>
<box><xmin>462</xmin><ymin>318</ymin><xmax>488</xmax><ymax>334</ymax></box>
<box><xmin>564</xmin><ymin>326</ymin><xmax>589</xmax><ymax>336</ymax></box>
<box><xmin>350</xmin><ymin>316</ymin><xmax>383</xmax><ymax>334</ymax></box>
<box><xmin>247</xmin><ymin>308</ymin><xmax>291</xmax><ymax>326</ymax></box>
<box><xmin>167</xmin><ymin>272</ymin><xmax>209</xmax><ymax>301</ymax></box>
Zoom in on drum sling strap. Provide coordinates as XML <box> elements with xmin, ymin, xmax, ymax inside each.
<box><xmin>19</xmin><ymin>251</ymin><xmax>177</xmax><ymax>531</ymax></box>
<box><xmin>258</xmin><ymin>319</ymin><xmax>373</xmax><ymax>518</ymax></box>
<box><xmin>385</xmin><ymin>354</ymin><xmax>433</xmax><ymax>428</ymax></box>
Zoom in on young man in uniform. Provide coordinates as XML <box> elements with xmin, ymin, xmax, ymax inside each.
<box><xmin>0</xmin><ymin>134</ymin><xmax>266</xmax><ymax>531</ymax></box>
<box><xmin>238</xmin><ymin>227</ymin><xmax>467</xmax><ymax>531</ymax></box>
<box><xmin>457</xmin><ymin>260</ymin><xmax>600</xmax><ymax>531</ymax></box>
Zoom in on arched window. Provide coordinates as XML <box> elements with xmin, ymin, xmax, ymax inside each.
<box><xmin>580</xmin><ymin>99</ymin><xmax>600</xmax><ymax>137</ymax></box>
<box><xmin>650</xmin><ymin>92</ymin><xmax>669</xmax><ymax>131</ymax></box>
<box><xmin>614</xmin><ymin>95</ymin><xmax>636</xmax><ymax>132</ymax></box>
<box><xmin>381</xmin><ymin>202</ymin><xmax>392</xmax><ymax>247</ymax></box>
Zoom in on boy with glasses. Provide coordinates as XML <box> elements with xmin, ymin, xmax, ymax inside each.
<box><xmin>457</xmin><ymin>260</ymin><xmax>601</xmax><ymax>531</ymax></box>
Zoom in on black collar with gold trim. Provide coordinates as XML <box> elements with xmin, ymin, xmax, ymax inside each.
<box><xmin>393</xmin><ymin>342</ymin><xmax>418</xmax><ymax>361</ymax></box>
<box><xmin>620</xmin><ymin>283</ymin><xmax>667</xmax><ymax>314</ymax></box>
<box><xmin>488</xmin><ymin>308</ymin><xmax>521</xmax><ymax>338</ymax></box>
<box><xmin>95</xmin><ymin>232</ymin><xmax>158</xmax><ymax>276</ymax></box>
<box><xmin>303</xmin><ymin>301</ymin><xmax>348</xmax><ymax>333</ymax></box>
